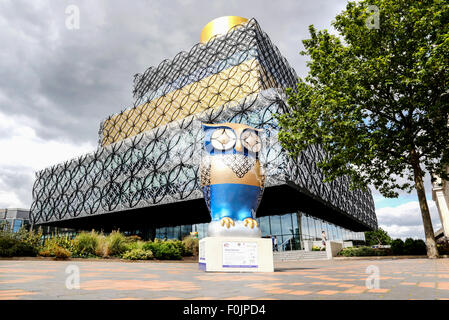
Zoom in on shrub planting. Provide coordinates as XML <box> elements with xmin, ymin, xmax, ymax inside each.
<box><xmin>73</xmin><ymin>231</ymin><xmax>99</xmax><ymax>257</ymax></box>
<box><xmin>0</xmin><ymin>227</ymin><xmax>41</xmax><ymax>257</ymax></box>
<box><xmin>437</xmin><ymin>242</ymin><xmax>449</xmax><ymax>255</ymax></box>
<box><xmin>338</xmin><ymin>246</ymin><xmax>390</xmax><ymax>257</ymax></box>
<box><xmin>122</xmin><ymin>248</ymin><xmax>153</xmax><ymax>260</ymax></box>
<box><xmin>142</xmin><ymin>240</ymin><xmax>183</xmax><ymax>260</ymax></box>
<box><xmin>182</xmin><ymin>237</ymin><xmax>199</xmax><ymax>256</ymax></box>
<box><xmin>106</xmin><ymin>231</ymin><xmax>127</xmax><ymax>257</ymax></box>
<box><xmin>390</xmin><ymin>239</ymin><xmax>405</xmax><ymax>255</ymax></box>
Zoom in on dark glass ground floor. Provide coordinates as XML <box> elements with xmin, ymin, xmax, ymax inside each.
<box><xmin>153</xmin><ymin>212</ymin><xmax>365</xmax><ymax>251</ymax></box>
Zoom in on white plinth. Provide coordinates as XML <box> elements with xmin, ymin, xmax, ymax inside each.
<box><xmin>198</xmin><ymin>237</ymin><xmax>274</xmax><ymax>272</ymax></box>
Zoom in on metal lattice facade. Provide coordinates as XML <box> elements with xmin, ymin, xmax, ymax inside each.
<box><xmin>30</xmin><ymin>19</ymin><xmax>377</xmax><ymax>230</ymax></box>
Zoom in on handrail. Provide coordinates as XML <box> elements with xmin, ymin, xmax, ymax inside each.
<box><xmin>279</xmin><ymin>236</ymin><xmax>293</xmax><ymax>251</ymax></box>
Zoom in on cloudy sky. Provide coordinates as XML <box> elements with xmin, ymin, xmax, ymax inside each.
<box><xmin>0</xmin><ymin>0</ymin><xmax>442</xmax><ymax>239</ymax></box>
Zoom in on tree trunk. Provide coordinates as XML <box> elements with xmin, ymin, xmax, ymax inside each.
<box><xmin>410</xmin><ymin>149</ymin><xmax>439</xmax><ymax>258</ymax></box>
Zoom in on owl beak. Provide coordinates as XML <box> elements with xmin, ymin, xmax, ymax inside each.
<box><xmin>234</xmin><ymin>139</ymin><xmax>243</xmax><ymax>152</ymax></box>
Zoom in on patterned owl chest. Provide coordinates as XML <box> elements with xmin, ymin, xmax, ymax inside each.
<box><xmin>200</xmin><ymin>153</ymin><xmax>257</xmax><ymax>186</ymax></box>
<box><xmin>219</xmin><ymin>154</ymin><xmax>256</xmax><ymax>178</ymax></box>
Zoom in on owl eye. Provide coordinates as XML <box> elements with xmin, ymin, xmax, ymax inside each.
<box><xmin>241</xmin><ymin>130</ymin><xmax>262</xmax><ymax>153</ymax></box>
<box><xmin>210</xmin><ymin>128</ymin><xmax>236</xmax><ymax>150</ymax></box>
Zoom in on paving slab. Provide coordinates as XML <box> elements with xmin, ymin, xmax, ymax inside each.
<box><xmin>1</xmin><ymin>258</ymin><xmax>449</xmax><ymax>300</ymax></box>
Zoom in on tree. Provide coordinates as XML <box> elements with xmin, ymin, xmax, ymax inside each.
<box><xmin>365</xmin><ymin>228</ymin><xmax>392</xmax><ymax>246</ymax></box>
<box><xmin>277</xmin><ymin>0</ymin><xmax>449</xmax><ymax>258</ymax></box>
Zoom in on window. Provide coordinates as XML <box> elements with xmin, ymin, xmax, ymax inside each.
<box><xmin>292</xmin><ymin>213</ymin><xmax>299</xmax><ymax>236</ymax></box>
<box><xmin>281</xmin><ymin>214</ymin><xmax>293</xmax><ymax>236</ymax></box>
<box><xmin>270</xmin><ymin>215</ymin><xmax>282</xmax><ymax>236</ymax></box>
<box><xmin>313</xmin><ymin>218</ymin><xmax>321</xmax><ymax>240</ymax></box>
<box><xmin>258</xmin><ymin>216</ymin><xmax>270</xmax><ymax>236</ymax></box>
<box><xmin>12</xmin><ymin>220</ymin><xmax>22</xmax><ymax>233</ymax></box>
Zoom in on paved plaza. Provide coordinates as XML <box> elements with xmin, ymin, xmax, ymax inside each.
<box><xmin>1</xmin><ymin>258</ymin><xmax>449</xmax><ymax>300</ymax></box>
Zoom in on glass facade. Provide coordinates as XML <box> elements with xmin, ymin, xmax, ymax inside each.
<box><xmin>0</xmin><ymin>218</ymin><xmax>29</xmax><ymax>233</ymax></box>
<box><xmin>154</xmin><ymin>211</ymin><xmax>366</xmax><ymax>251</ymax></box>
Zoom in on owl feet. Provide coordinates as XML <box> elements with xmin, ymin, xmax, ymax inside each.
<box><xmin>243</xmin><ymin>218</ymin><xmax>258</xmax><ymax>229</ymax></box>
<box><xmin>220</xmin><ymin>217</ymin><xmax>235</xmax><ymax>229</ymax></box>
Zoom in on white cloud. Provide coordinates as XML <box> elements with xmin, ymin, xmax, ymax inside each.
<box><xmin>0</xmin><ymin>111</ymin><xmax>95</xmax><ymax>208</ymax></box>
<box><xmin>0</xmin><ymin>111</ymin><xmax>94</xmax><ymax>172</ymax></box>
<box><xmin>376</xmin><ymin>200</ymin><xmax>442</xmax><ymax>240</ymax></box>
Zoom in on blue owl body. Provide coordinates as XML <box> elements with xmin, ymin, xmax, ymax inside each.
<box><xmin>201</xmin><ymin>123</ymin><xmax>265</xmax><ymax>228</ymax></box>
<box><xmin>209</xmin><ymin>183</ymin><xmax>261</xmax><ymax>221</ymax></box>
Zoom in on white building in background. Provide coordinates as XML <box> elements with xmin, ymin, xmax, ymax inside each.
<box><xmin>432</xmin><ymin>170</ymin><xmax>449</xmax><ymax>242</ymax></box>
<box><xmin>0</xmin><ymin>208</ymin><xmax>30</xmax><ymax>232</ymax></box>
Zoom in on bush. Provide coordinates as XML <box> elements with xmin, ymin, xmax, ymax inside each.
<box><xmin>438</xmin><ymin>242</ymin><xmax>449</xmax><ymax>255</ymax></box>
<box><xmin>52</xmin><ymin>246</ymin><xmax>71</xmax><ymax>260</ymax></box>
<box><xmin>391</xmin><ymin>239</ymin><xmax>404</xmax><ymax>255</ymax></box>
<box><xmin>390</xmin><ymin>238</ymin><xmax>427</xmax><ymax>255</ymax></box>
<box><xmin>106</xmin><ymin>231</ymin><xmax>127</xmax><ymax>257</ymax></box>
<box><xmin>403</xmin><ymin>238</ymin><xmax>426</xmax><ymax>255</ymax></box>
<box><xmin>142</xmin><ymin>240</ymin><xmax>182</xmax><ymax>260</ymax></box>
<box><xmin>338</xmin><ymin>246</ymin><xmax>376</xmax><ymax>257</ymax></box>
<box><xmin>95</xmin><ymin>235</ymin><xmax>108</xmax><ymax>257</ymax></box>
<box><xmin>43</xmin><ymin>235</ymin><xmax>75</xmax><ymax>253</ymax></box>
<box><xmin>0</xmin><ymin>236</ymin><xmax>19</xmax><ymax>257</ymax></box>
<box><xmin>39</xmin><ymin>243</ymin><xmax>71</xmax><ymax>260</ymax></box>
<box><xmin>124</xmin><ymin>235</ymin><xmax>142</xmax><ymax>243</ymax></box>
<box><xmin>38</xmin><ymin>249</ymin><xmax>52</xmax><ymax>257</ymax></box>
<box><xmin>158</xmin><ymin>242</ymin><xmax>182</xmax><ymax>260</ymax></box>
<box><xmin>0</xmin><ymin>231</ymin><xmax>39</xmax><ymax>257</ymax></box>
<box><xmin>182</xmin><ymin>237</ymin><xmax>199</xmax><ymax>256</ymax></box>
<box><xmin>73</xmin><ymin>231</ymin><xmax>99</xmax><ymax>257</ymax></box>
<box><xmin>122</xmin><ymin>248</ymin><xmax>153</xmax><ymax>260</ymax></box>
<box><xmin>124</xmin><ymin>240</ymin><xmax>145</xmax><ymax>252</ymax></box>
<box><xmin>168</xmin><ymin>240</ymin><xmax>188</xmax><ymax>256</ymax></box>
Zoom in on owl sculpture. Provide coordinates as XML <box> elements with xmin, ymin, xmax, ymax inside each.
<box><xmin>201</xmin><ymin>123</ymin><xmax>265</xmax><ymax>238</ymax></box>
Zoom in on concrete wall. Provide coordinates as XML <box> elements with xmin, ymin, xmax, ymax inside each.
<box><xmin>326</xmin><ymin>241</ymin><xmax>343</xmax><ymax>259</ymax></box>
<box><xmin>0</xmin><ymin>209</ymin><xmax>30</xmax><ymax>220</ymax></box>
<box><xmin>303</xmin><ymin>240</ymin><xmax>350</xmax><ymax>259</ymax></box>
<box><xmin>433</xmin><ymin>173</ymin><xmax>449</xmax><ymax>237</ymax></box>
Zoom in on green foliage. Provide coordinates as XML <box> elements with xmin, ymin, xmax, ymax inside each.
<box><xmin>338</xmin><ymin>246</ymin><xmax>391</xmax><ymax>256</ymax></box>
<box><xmin>39</xmin><ymin>243</ymin><xmax>71</xmax><ymax>260</ymax></box>
<box><xmin>16</xmin><ymin>227</ymin><xmax>43</xmax><ymax>249</ymax></box>
<box><xmin>168</xmin><ymin>239</ymin><xmax>188</xmax><ymax>256</ymax></box>
<box><xmin>123</xmin><ymin>240</ymin><xmax>145</xmax><ymax>252</ymax></box>
<box><xmin>53</xmin><ymin>246</ymin><xmax>71</xmax><ymax>259</ymax></box>
<box><xmin>182</xmin><ymin>237</ymin><xmax>199</xmax><ymax>256</ymax></box>
<box><xmin>391</xmin><ymin>239</ymin><xmax>405</xmax><ymax>255</ymax></box>
<box><xmin>44</xmin><ymin>234</ymin><xmax>75</xmax><ymax>252</ymax></box>
<box><xmin>122</xmin><ymin>248</ymin><xmax>154</xmax><ymax>260</ymax></box>
<box><xmin>0</xmin><ymin>239</ymin><xmax>38</xmax><ymax>257</ymax></box>
<box><xmin>0</xmin><ymin>227</ymin><xmax>42</xmax><ymax>257</ymax></box>
<box><xmin>365</xmin><ymin>228</ymin><xmax>392</xmax><ymax>246</ymax></box>
<box><xmin>142</xmin><ymin>240</ymin><xmax>183</xmax><ymax>260</ymax></box>
<box><xmin>277</xmin><ymin>0</ymin><xmax>447</xmax><ymax>258</ymax></box>
<box><xmin>73</xmin><ymin>231</ymin><xmax>99</xmax><ymax>257</ymax></box>
<box><xmin>124</xmin><ymin>235</ymin><xmax>142</xmax><ymax>243</ymax></box>
<box><xmin>278</xmin><ymin>0</ymin><xmax>449</xmax><ymax>195</ymax></box>
<box><xmin>40</xmin><ymin>236</ymin><xmax>73</xmax><ymax>260</ymax></box>
<box><xmin>437</xmin><ymin>242</ymin><xmax>449</xmax><ymax>255</ymax></box>
<box><xmin>106</xmin><ymin>231</ymin><xmax>127</xmax><ymax>257</ymax></box>
<box><xmin>403</xmin><ymin>238</ymin><xmax>427</xmax><ymax>255</ymax></box>
<box><xmin>390</xmin><ymin>238</ymin><xmax>426</xmax><ymax>255</ymax></box>
<box><xmin>312</xmin><ymin>246</ymin><xmax>325</xmax><ymax>251</ymax></box>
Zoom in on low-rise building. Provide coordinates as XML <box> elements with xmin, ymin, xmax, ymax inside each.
<box><xmin>0</xmin><ymin>208</ymin><xmax>30</xmax><ymax>233</ymax></box>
